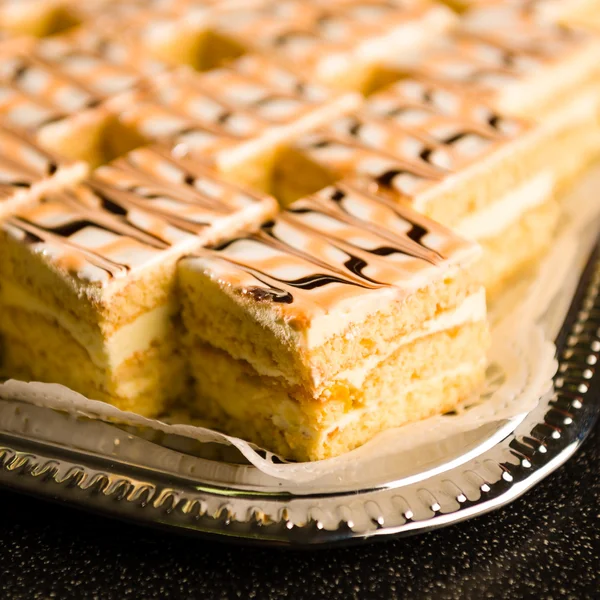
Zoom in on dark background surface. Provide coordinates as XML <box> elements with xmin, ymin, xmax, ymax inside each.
<box><xmin>0</xmin><ymin>423</ymin><xmax>598</xmax><ymax>600</ymax></box>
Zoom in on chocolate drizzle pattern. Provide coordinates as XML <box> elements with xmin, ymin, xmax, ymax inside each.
<box><xmin>0</xmin><ymin>82</ymin><xmax>68</xmax><ymax>134</ymax></box>
<box><xmin>3</xmin><ymin>188</ymin><xmax>171</xmax><ymax>283</ymax></box>
<box><xmin>366</xmin><ymin>77</ymin><xmax>528</xmax><ymax>141</ymax></box>
<box><xmin>0</xmin><ymin>126</ymin><xmax>68</xmax><ymax>201</ymax></box>
<box><xmin>108</xmin><ymin>87</ymin><xmax>248</xmax><ymax>157</ymax></box>
<box><xmin>462</xmin><ymin>3</ymin><xmax>592</xmax><ymax>50</ymax></box>
<box><xmin>294</xmin><ymin>100</ymin><xmax>522</xmax><ymax>200</ymax></box>
<box><xmin>165</xmin><ymin>54</ymin><xmax>334</xmax><ymax>128</ymax></box>
<box><xmin>37</xmin><ymin>26</ymin><xmax>168</xmax><ymax>78</ymax></box>
<box><xmin>191</xmin><ymin>182</ymin><xmax>478</xmax><ymax>314</ymax></box>
<box><xmin>2</xmin><ymin>144</ymin><xmax>275</xmax><ymax>284</ymax></box>
<box><xmin>93</xmin><ymin>145</ymin><xmax>274</xmax><ymax>222</ymax></box>
<box><xmin>414</xmin><ymin>24</ymin><xmax>596</xmax><ymax>99</ymax></box>
<box><xmin>0</xmin><ymin>52</ymin><xmax>101</xmax><ymax>115</ymax></box>
<box><xmin>295</xmin><ymin>124</ymin><xmax>442</xmax><ymax>196</ymax></box>
<box><xmin>0</xmin><ymin>44</ymin><xmax>142</xmax><ymax>118</ymax></box>
<box><xmin>211</xmin><ymin>0</ymin><xmax>446</xmax><ymax>75</ymax></box>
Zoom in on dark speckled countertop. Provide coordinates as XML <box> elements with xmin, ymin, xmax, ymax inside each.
<box><xmin>0</xmin><ymin>423</ymin><xmax>598</xmax><ymax>599</ymax></box>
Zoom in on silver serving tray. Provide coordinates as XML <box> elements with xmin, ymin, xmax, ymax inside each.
<box><xmin>0</xmin><ymin>244</ymin><xmax>598</xmax><ymax>547</ymax></box>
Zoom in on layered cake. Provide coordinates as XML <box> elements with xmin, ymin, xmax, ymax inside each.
<box><xmin>1</xmin><ymin>0</ymin><xmax>595</xmax><ymax>461</ymax></box>
<box><xmin>0</xmin><ymin>144</ymin><xmax>277</xmax><ymax>415</ymax></box>
<box><xmin>401</xmin><ymin>17</ymin><xmax>600</xmax><ymax>184</ymax></box>
<box><xmin>140</xmin><ymin>56</ymin><xmax>361</xmax><ymax>190</ymax></box>
<box><xmin>204</xmin><ymin>0</ymin><xmax>457</xmax><ymax>91</ymax></box>
<box><xmin>178</xmin><ymin>182</ymin><xmax>488</xmax><ymax>461</ymax></box>
<box><xmin>273</xmin><ymin>77</ymin><xmax>560</xmax><ymax>294</ymax></box>
<box><xmin>0</xmin><ymin>125</ymin><xmax>86</xmax><ymax>217</ymax></box>
<box><xmin>0</xmin><ymin>39</ymin><xmax>147</xmax><ymax>165</ymax></box>
<box><xmin>452</xmin><ymin>5</ymin><xmax>600</xmax><ymax>183</ymax></box>
<box><xmin>407</xmin><ymin>24</ymin><xmax>600</xmax><ymax>114</ymax></box>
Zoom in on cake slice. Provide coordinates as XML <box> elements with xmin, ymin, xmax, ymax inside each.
<box><xmin>274</xmin><ymin>78</ymin><xmax>563</xmax><ymax>295</ymax></box>
<box><xmin>436</xmin><ymin>12</ymin><xmax>600</xmax><ymax>183</ymax></box>
<box><xmin>205</xmin><ymin>0</ymin><xmax>457</xmax><ymax>91</ymax></box>
<box><xmin>107</xmin><ymin>59</ymin><xmax>360</xmax><ymax>192</ymax></box>
<box><xmin>0</xmin><ymin>144</ymin><xmax>277</xmax><ymax>415</ymax></box>
<box><xmin>178</xmin><ymin>181</ymin><xmax>488</xmax><ymax>461</ymax></box>
<box><xmin>415</xmin><ymin>17</ymin><xmax>600</xmax><ymax>127</ymax></box>
<box><xmin>0</xmin><ymin>42</ymin><xmax>146</xmax><ymax>165</ymax></box>
<box><xmin>0</xmin><ymin>125</ymin><xmax>87</xmax><ymax>217</ymax></box>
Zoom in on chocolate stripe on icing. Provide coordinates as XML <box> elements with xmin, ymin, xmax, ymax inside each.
<box><xmin>6</xmin><ymin>213</ymin><xmax>133</xmax><ymax>280</ymax></box>
<box><xmin>286</xmin><ymin>183</ymin><xmax>444</xmax><ymax>265</ymax></box>
<box><xmin>0</xmin><ymin>126</ymin><xmax>69</xmax><ymax>200</ymax></box>
<box><xmin>193</xmin><ymin>182</ymin><xmax>477</xmax><ymax>311</ymax></box>
<box><xmin>2</xmin><ymin>144</ymin><xmax>274</xmax><ymax>284</ymax></box>
<box><xmin>297</xmin><ymin>127</ymin><xmax>446</xmax><ymax>193</ymax></box>
<box><xmin>414</xmin><ymin>26</ymin><xmax>596</xmax><ymax>97</ymax></box>
<box><xmin>367</xmin><ymin>76</ymin><xmax>526</xmax><ymax>139</ymax></box>
<box><xmin>260</xmin><ymin>220</ymin><xmax>384</xmax><ymax>288</ymax></box>
<box><xmin>211</xmin><ymin>0</ymin><xmax>447</xmax><ymax>75</ymax></box>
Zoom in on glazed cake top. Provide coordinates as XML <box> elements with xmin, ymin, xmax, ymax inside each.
<box><xmin>1</xmin><ymin>144</ymin><xmax>276</xmax><ymax>289</ymax></box>
<box><xmin>184</xmin><ymin>181</ymin><xmax>480</xmax><ymax>328</ymax></box>
<box><xmin>0</xmin><ymin>80</ymin><xmax>70</xmax><ymax>135</ymax></box>
<box><xmin>0</xmin><ymin>42</ymin><xmax>143</xmax><ymax>122</ymax></box>
<box><xmin>365</xmin><ymin>76</ymin><xmax>527</xmax><ymax>137</ymax></box>
<box><xmin>461</xmin><ymin>2</ymin><xmax>595</xmax><ymax>34</ymax></box>
<box><xmin>106</xmin><ymin>86</ymin><xmax>254</xmax><ymax>157</ymax></box>
<box><xmin>461</xmin><ymin>2</ymin><xmax>598</xmax><ymax>47</ymax></box>
<box><xmin>165</xmin><ymin>54</ymin><xmax>338</xmax><ymax>127</ymax></box>
<box><xmin>291</xmin><ymin>92</ymin><xmax>526</xmax><ymax>204</ymax></box>
<box><xmin>0</xmin><ymin>125</ymin><xmax>77</xmax><ymax>202</ymax></box>
<box><xmin>111</xmin><ymin>55</ymin><xmax>350</xmax><ymax>159</ymax></box>
<box><xmin>207</xmin><ymin>0</ymin><xmax>455</xmax><ymax>78</ymax></box>
<box><xmin>411</xmin><ymin>24</ymin><xmax>600</xmax><ymax>108</ymax></box>
<box><xmin>36</xmin><ymin>25</ymin><xmax>168</xmax><ymax>76</ymax></box>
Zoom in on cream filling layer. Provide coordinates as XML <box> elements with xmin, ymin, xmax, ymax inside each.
<box><xmin>301</xmin><ymin>261</ymin><xmax>483</xmax><ymax>351</ymax></box>
<box><xmin>333</xmin><ymin>288</ymin><xmax>487</xmax><ymax>389</ymax></box>
<box><xmin>0</xmin><ymin>280</ymin><xmax>174</xmax><ymax>370</ymax></box>
<box><xmin>318</xmin><ymin>359</ymin><xmax>486</xmax><ymax>442</ymax></box>
<box><xmin>455</xmin><ymin>171</ymin><xmax>555</xmax><ymax>241</ymax></box>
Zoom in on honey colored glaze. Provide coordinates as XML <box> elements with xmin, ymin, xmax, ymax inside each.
<box><xmin>187</xmin><ymin>181</ymin><xmax>479</xmax><ymax>320</ymax></box>
<box><xmin>2</xmin><ymin>144</ymin><xmax>275</xmax><ymax>285</ymax></box>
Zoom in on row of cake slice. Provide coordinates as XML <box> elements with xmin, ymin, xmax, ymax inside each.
<box><xmin>0</xmin><ymin>0</ymin><xmax>600</xmax><ymax>459</ymax></box>
<box><xmin>0</xmin><ymin>140</ymin><xmax>487</xmax><ymax>461</ymax></box>
<box><xmin>3</xmin><ymin>0</ymin><xmax>599</xmax><ymax>89</ymax></box>
<box><xmin>2</xmin><ymin>8</ymin><xmax>600</xmax><ymax>296</ymax></box>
